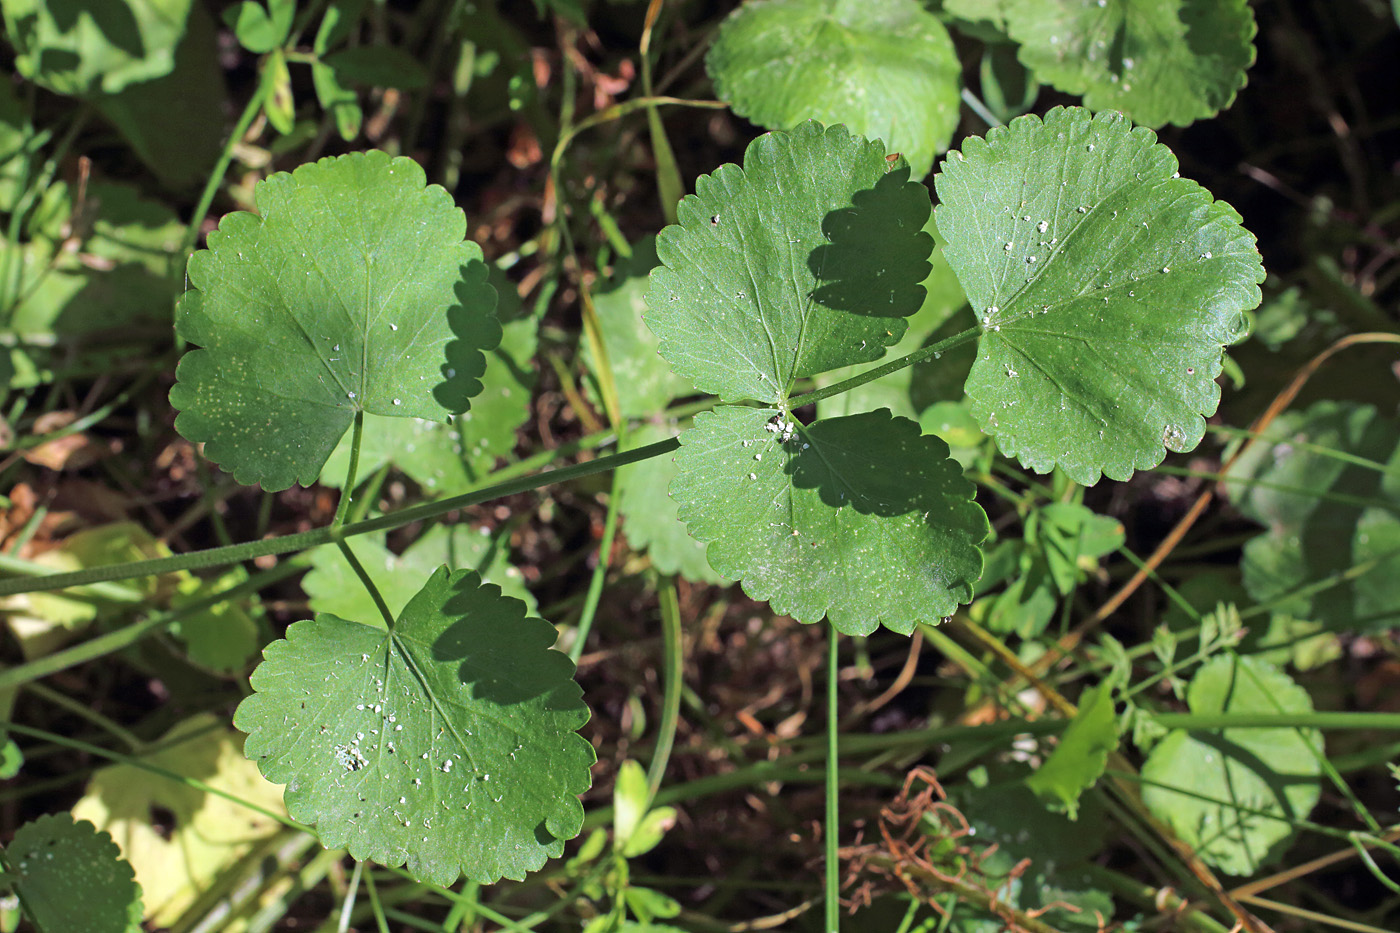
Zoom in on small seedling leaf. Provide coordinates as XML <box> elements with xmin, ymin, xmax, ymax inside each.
<box><xmin>171</xmin><ymin>150</ymin><xmax>500</xmax><ymax>491</ymax></box>
<box><xmin>706</xmin><ymin>0</ymin><xmax>961</xmax><ymax>179</ymax></box>
<box><xmin>935</xmin><ymin>107</ymin><xmax>1263</xmax><ymax>484</ymax></box>
<box><xmin>1141</xmin><ymin>654</ymin><xmax>1321</xmax><ymax>875</ymax></box>
<box><xmin>647</xmin><ymin>122</ymin><xmax>932</xmax><ymax>405</ymax></box>
<box><xmin>1006</xmin><ymin>0</ymin><xmax>1256</xmax><ymax>128</ymax></box>
<box><xmin>1026</xmin><ymin>680</ymin><xmax>1119</xmax><ymax>819</ymax></box>
<box><xmin>6</xmin><ymin>813</ymin><xmax>142</xmax><ymax>933</ymax></box>
<box><xmin>235</xmin><ymin>567</ymin><xmax>593</xmax><ymax>885</ymax></box>
<box><xmin>671</xmin><ymin>406</ymin><xmax>987</xmax><ymax>635</ymax></box>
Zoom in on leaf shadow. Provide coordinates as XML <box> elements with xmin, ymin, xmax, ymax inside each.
<box><xmin>784</xmin><ymin>408</ymin><xmax>966</xmax><ymax>519</ymax></box>
<box><xmin>432</xmin><ymin>260</ymin><xmax>503</xmax><ymax>414</ymax></box>
<box><xmin>806</xmin><ymin>165</ymin><xmax>931</xmax><ymax>319</ymax></box>
<box><xmin>430</xmin><ymin>572</ymin><xmax>578</xmax><ymax>710</ymax></box>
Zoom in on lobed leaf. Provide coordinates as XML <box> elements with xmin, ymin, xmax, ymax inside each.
<box><xmin>935</xmin><ymin>106</ymin><xmax>1263</xmax><ymax>484</ymax></box>
<box><xmin>671</xmin><ymin>407</ymin><xmax>987</xmax><ymax>635</ymax></box>
<box><xmin>706</xmin><ymin>0</ymin><xmax>961</xmax><ymax>179</ymax></box>
<box><xmin>646</xmin><ymin>121</ymin><xmax>932</xmax><ymax>405</ymax></box>
<box><xmin>171</xmin><ymin>150</ymin><xmax>500</xmax><ymax>492</ymax></box>
<box><xmin>235</xmin><ymin>567</ymin><xmax>593</xmax><ymax>885</ymax></box>
<box><xmin>1006</xmin><ymin>0</ymin><xmax>1256</xmax><ymax>129</ymax></box>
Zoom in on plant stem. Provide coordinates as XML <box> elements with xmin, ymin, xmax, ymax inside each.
<box><xmin>568</xmin><ymin>464</ymin><xmax>623</xmax><ymax>663</ymax></box>
<box><xmin>180</xmin><ymin>79</ymin><xmax>272</xmax><ymax>259</ymax></box>
<box><xmin>337</xmin><ymin>538</ymin><xmax>395</xmax><ymax>629</ymax></box>
<box><xmin>0</xmin><ymin>437</ymin><xmax>681</xmax><ymax>598</ymax></box>
<box><xmin>647</xmin><ymin>575</ymin><xmax>684</xmax><ymax>801</ymax></box>
<box><xmin>825</xmin><ymin>626</ymin><xmax>841</xmax><ymax>933</ymax></box>
<box><xmin>785</xmin><ymin>326</ymin><xmax>981</xmax><ymax>411</ymax></box>
<box><xmin>331</xmin><ymin>410</ymin><xmax>365</xmax><ymax>530</ymax></box>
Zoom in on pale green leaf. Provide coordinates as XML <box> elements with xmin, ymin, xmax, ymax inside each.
<box><xmin>170</xmin><ymin>151</ymin><xmax>501</xmax><ymax>491</ymax></box>
<box><xmin>235</xmin><ymin>567</ymin><xmax>593</xmax><ymax>884</ymax></box>
<box><xmin>617</xmin><ymin>421</ymin><xmax>728</xmax><ymax>584</ymax></box>
<box><xmin>935</xmin><ymin>106</ymin><xmax>1263</xmax><ymax>484</ymax></box>
<box><xmin>589</xmin><ymin>238</ymin><xmax>696</xmax><ymax>418</ymax></box>
<box><xmin>671</xmin><ymin>406</ymin><xmax>987</xmax><ymax>635</ymax></box>
<box><xmin>303</xmin><ymin>524</ymin><xmax>536</xmax><ymax>625</ymax></box>
<box><xmin>2</xmin><ymin>0</ymin><xmax>192</xmax><ymax>96</ymax></box>
<box><xmin>1005</xmin><ymin>0</ymin><xmax>1256</xmax><ymax>128</ymax></box>
<box><xmin>1140</xmin><ymin>654</ymin><xmax>1322</xmax><ymax>875</ymax></box>
<box><xmin>706</xmin><ymin>0</ymin><xmax>961</xmax><ymax>178</ymax></box>
<box><xmin>646</xmin><ymin>121</ymin><xmax>932</xmax><ymax>405</ymax></box>
<box><xmin>1026</xmin><ymin>680</ymin><xmax>1119</xmax><ymax>819</ymax></box>
<box><xmin>1224</xmin><ymin>400</ymin><xmax>1400</xmax><ymax>633</ymax></box>
<box><xmin>6</xmin><ymin>814</ymin><xmax>142</xmax><ymax>933</ymax></box>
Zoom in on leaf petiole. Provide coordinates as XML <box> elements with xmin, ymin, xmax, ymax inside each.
<box><xmin>784</xmin><ymin>325</ymin><xmax>980</xmax><ymax>411</ymax></box>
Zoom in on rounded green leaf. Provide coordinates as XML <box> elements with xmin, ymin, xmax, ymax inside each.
<box><xmin>671</xmin><ymin>406</ymin><xmax>988</xmax><ymax>635</ymax></box>
<box><xmin>1006</xmin><ymin>0</ymin><xmax>1256</xmax><ymax>128</ymax></box>
<box><xmin>646</xmin><ymin>122</ymin><xmax>932</xmax><ymax>405</ymax></box>
<box><xmin>706</xmin><ymin>0</ymin><xmax>960</xmax><ymax>179</ymax></box>
<box><xmin>1141</xmin><ymin>655</ymin><xmax>1321</xmax><ymax>875</ymax></box>
<box><xmin>234</xmin><ymin>567</ymin><xmax>593</xmax><ymax>885</ymax></box>
<box><xmin>171</xmin><ymin>150</ymin><xmax>500</xmax><ymax>491</ymax></box>
<box><xmin>1225</xmin><ymin>401</ymin><xmax>1400</xmax><ymax>633</ymax></box>
<box><xmin>934</xmin><ymin>107</ymin><xmax>1263</xmax><ymax>484</ymax></box>
<box><xmin>7</xmin><ymin>813</ymin><xmax>143</xmax><ymax>933</ymax></box>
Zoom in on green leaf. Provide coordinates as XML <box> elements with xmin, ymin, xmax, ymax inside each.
<box><xmin>2</xmin><ymin>0</ymin><xmax>192</xmax><ymax>96</ymax></box>
<box><xmin>6</xmin><ymin>814</ymin><xmax>143</xmax><ymax>933</ymax></box>
<box><xmin>5</xmin><ymin>181</ymin><xmax>183</xmax><ymax>339</ymax></box>
<box><xmin>706</xmin><ymin>0</ymin><xmax>961</xmax><ymax>179</ymax></box>
<box><xmin>954</xmin><ymin>780</ymin><xmax>1113</xmax><ymax>931</ymax></box>
<box><xmin>588</xmin><ymin>238</ymin><xmax>696</xmax><ymax>418</ymax></box>
<box><xmin>671</xmin><ymin>407</ymin><xmax>987</xmax><ymax>635</ymax></box>
<box><xmin>617</xmin><ymin>422</ymin><xmax>729</xmax><ymax>584</ymax></box>
<box><xmin>235</xmin><ymin>567</ymin><xmax>593</xmax><ymax>884</ymax></box>
<box><xmin>321</xmin><ymin>268</ymin><xmax>537</xmax><ymax>494</ymax></box>
<box><xmin>170</xmin><ymin>150</ymin><xmax>501</xmax><ymax>491</ymax></box>
<box><xmin>323</xmin><ymin>46</ymin><xmax>430</xmax><ymax>90</ymax></box>
<box><xmin>303</xmin><ymin>524</ymin><xmax>536</xmax><ymax>625</ymax></box>
<box><xmin>1225</xmin><ymin>400</ymin><xmax>1400</xmax><ymax>633</ymax></box>
<box><xmin>223</xmin><ymin>0</ymin><xmax>293</xmax><ymax>54</ymax></box>
<box><xmin>646</xmin><ymin>121</ymin><xmax>932</xmax><ymax>405</ymax></box>
<box><xmin>170</xmin><ymin>568</ymin><xmax>264</xmax><ymax>675</ymax></box>
<box><xmin>816</xmin><ymin>218</ymin><xmax>968</xmax><ymax>421</ymax></box>
<box><xmin>1005</xmin><ymin>0</ymin><xmax>1256</xmax><ymax>128</ymax></box>
<box><xmin>1026</xmin><ymin>680</ymin><xmax>1119</xmax><ymax>819</ymax></box>
<box><xmin>934</xmin><ymin>106</ymin><xmax>1263</xmax><ymax>484</ymax></box>
<box><xmin>1031</xmin><ymin>502</ymin><xmax>1123</xmax><ymax>595</ymax></box>
<box><xmin>1140</xmin><ymin>654</ymin><xmax>1322</xmax><ymax>875</ymax></box>
<box><xmin>312</xmin><ymin>61</ymin><xmax>362</xmax><ymax>140</ymax></box>
<box><xmin>93</xmin><ymin>1</ymin><xmax>226</xmax><ymax>188</ymax></box>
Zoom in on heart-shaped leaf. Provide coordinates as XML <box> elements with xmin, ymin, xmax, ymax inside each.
<box><xmin>646</xmin><ymin>121</ymin><xmax>932</xmax><ymax>405</ymax></box>
<box><xmin>171</xmin><ymin>150</ymin><xmax>500</xmax><ymax>491</ymax></box>
<box><xmin>235</xmin><ymin>567</ymin><xmax>593</xmax><ymax>885</ymax></box>
<box><xmin>671</xmin><ymin>406</ymin><xmax>987</xmax><ymax>635</ymax></box>
<box><xmin>706</xmin><ymin>0</ymin><xmax>961</xmax><ymax>179</ymax></box>
<box><xmin>1006</xmin><ymin>0</ymin><xmax>1256</xmax><ymax>128</ymax></box>
<box><xmin>935</xmin><ymin>106</ymin><xmax>1263</xmax><ymax>484</ymax></box>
